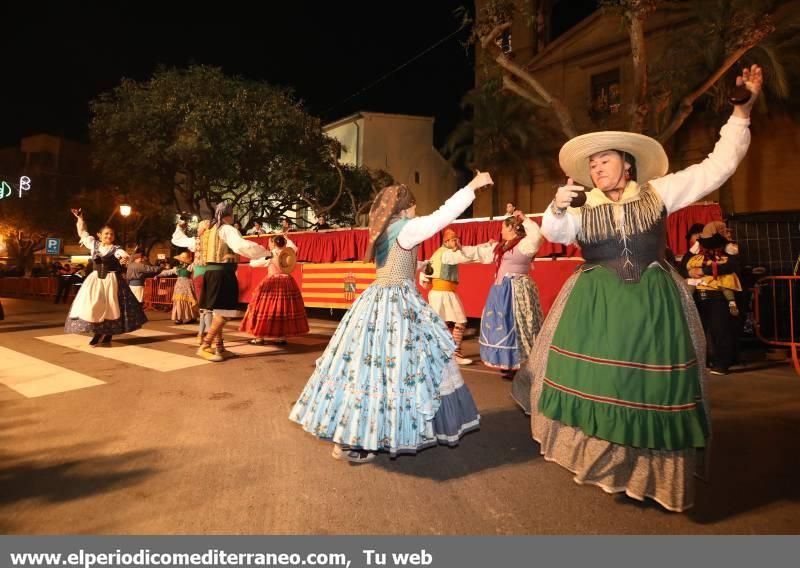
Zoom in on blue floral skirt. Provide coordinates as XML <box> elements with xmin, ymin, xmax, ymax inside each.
<box><xmin>289</xmin><ymin>280</ymin><xmax>480</xmax><ymax>454</ymax></box>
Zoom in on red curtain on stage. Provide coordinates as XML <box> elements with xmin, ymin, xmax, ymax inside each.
<box><xmin>244</xmin><ymin>202</ymin><xmax>721</xmax><ymax>263</ymax></box>
<box><xmin>237</xmin><ymin>259</ymin><xmax>583</xmax><ymax>317</ymax></box>
<box><xmin>237</xmin><ymin>203</ymin><xmax>722</xmax><ymax>316</ymax></box>
<box><xmin>246</xmin><ymin>216</ymin><xmax>579</xmax><ymax>262</ymax></box>
<box><xmin>418</xmin><ymin>216</ymin><xmax>580</xmax><ymax>259</ymax></box>
<box><xmin>246</xmin><ymin>230</ymin><xmax>370</xmax><ymax>263</ymax></box>
<box><xmin>440</xmin><ymin>259</ymin><xmax>583</xmax><ymax>317</ymax></box>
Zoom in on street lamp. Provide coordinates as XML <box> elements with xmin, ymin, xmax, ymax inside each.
<box><xmin>120</xmin><ymin>204</ymin><xmax>131</xmax><ymax>249</ymax></box>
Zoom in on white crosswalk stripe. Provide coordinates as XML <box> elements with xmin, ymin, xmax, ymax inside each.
<box><xmin>48</xmin><ymin>319</ymin><xmax>335</xmax><ymax>363</ymax></box>
<box><xmin>0</xmin><ymin>320</ymin><xmax>65</xmax><ymax>330</ymax></box>
<box><xmin>166</xmin><ymin>325</ymin><xmax>332</xmax><ymax>352</ymax></box>
<box><xmin>169</xmin><ymin>335</ymin><xmax>285</xmax><ymax>355</ymax></box>
<box><xmin>127</xmin><ymin>328</ymin><xmax>174</xmax><ymax>338</ymax></box>
<box><xmin>0</xmin><ymin>318</ymin><xmax>339</xmax><ymax>398</ymax></box>
<box><xmin>0</xmin><ymin>346</ymin><xmax>104</xmax><ymax>398</ymax></box>
<box><xmin>168</xmin><ymin>325</ymin><xmax>253</xmax><ymax>339</ymax></box>
<box><xmin>168</xmin><ymin>323</ymin><xmax>337</xmax><ymax>336</ymax></box>
<box><xmin>36</xmin><ymin>334</ymin><xmax>210</xmax><ymax>371</ymax></box>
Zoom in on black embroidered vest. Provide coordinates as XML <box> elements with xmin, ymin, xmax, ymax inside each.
<box><xmin>577</xmin><ymin>184</ymin><xmax>669</xmax><ymax>283</ymax></box>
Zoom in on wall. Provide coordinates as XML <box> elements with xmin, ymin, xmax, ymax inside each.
<box><xmin>360</xmin><ymin>113</ymin><xmax>452</xmax><ymax>215</ymax></box>
<box><xmin>325</xmin><ymin>113</ymin><xmax>459</xmax><ymax>216</ymax></box>
<box><xmin>324</xmin><ymin>118</ymin><xmax>363</xmax><ymax>167</ymax></box>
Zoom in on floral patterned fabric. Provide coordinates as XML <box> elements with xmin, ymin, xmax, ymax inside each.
<box><xmin>479</xmin><ymin>275</ymin><xmax>543</xmax><ymax>370</ymax></box>
<box><xmin>289</xmin><ymin>240</ymin><xmax>480</xmax><ymax>454</ymax></box>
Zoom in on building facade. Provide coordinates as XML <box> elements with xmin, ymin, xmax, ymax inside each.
<box><xmin>472</xmin><ymin>0</ymin><xmax>800</xmax><ymax>217</ymax></box>
<box><xmin>324</xmin><ymin>112</ymin><xmax>459</xmax><ymax>216</ymax></box>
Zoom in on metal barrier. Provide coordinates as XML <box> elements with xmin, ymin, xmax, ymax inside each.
<box><xmin>143</xmin><ymin>278</ymin><xmax>176</xmax><ymax>311</ymax></box>
<box><xmin>0</xmin><ymin>277</ymin><xmax>59</xmax><ymax>299</ymax></box>
<box><xmin>1</xmin><ymin>277</ymin><xmax>176</xmax><ymax>310</ymax></box>
<box><xmin>753</xmin><ymin>276</ymin><xmax>800</xmax><ymax>376</ymax></box>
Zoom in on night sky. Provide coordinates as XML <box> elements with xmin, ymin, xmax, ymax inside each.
<box><xmin>0</xmin><ymin>2</ymin><xmax>596</xmax><ymax>150</ymax></box>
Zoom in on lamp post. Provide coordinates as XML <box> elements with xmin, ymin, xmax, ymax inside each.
<box><xmin>119</xmin><ymin>204</ymin><xmax>132</xmax><ymax>249</ymax></box>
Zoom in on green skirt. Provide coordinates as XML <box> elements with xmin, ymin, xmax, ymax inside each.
<box><xmin>539</xmin><ymin>266</ymin><xmax>708</xmax><ymax>451</ymax></box>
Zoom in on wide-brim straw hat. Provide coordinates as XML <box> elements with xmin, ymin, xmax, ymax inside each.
<box><xmin>559</xmin><ymin>131</ymin><xmax>669</xmax><ymax>189</ymax></box>
<box><xmin>173</xmin><ymin>252</ymin><xmax>193</xmax><ymax>264</ymax></box>
<box><xmin>277</xmin><ymin>247</ymin><xmax>297</xmax><ymax>274</ymax></box>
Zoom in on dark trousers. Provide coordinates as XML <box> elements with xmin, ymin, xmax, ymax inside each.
<box><xmin>54</xmin><ymin>276</ymin><xmax>75</xmax><ymax>303</ymax></box>
<box><xmin>698</xmin><ymin>295</ymin><xmax>740</xmax><ymax>372</ymax></box>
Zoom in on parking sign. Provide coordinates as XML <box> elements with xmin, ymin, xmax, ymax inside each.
<box><xmin>45</xmin><ymin>238</ymin><xmax>61</xmax><ymax>255</ymax></box>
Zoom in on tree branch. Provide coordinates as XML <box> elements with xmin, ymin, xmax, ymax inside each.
<box><xmin>315</xmin><ymin>154</ymin><xmax>347</xmax><ymax>216</ymax></box>
<box><xmin>627</xmin><ymin>12</ymin><xmax>649</xmax><ymax>133</ymax></box>
<box><xmin>657</xmin><ymin>43</ymin><xmax>753</xmax><ymax>143</ymax></box>
<box><xmin>501</xmin><ymin>76</ymin><xmax>548</xmax><ymax>107</ymax></box>
<box><xmin>479</xmin><ymin>27</ymin><xmax>579</xmax><ymax>139</ymax></box>
<box><xmin>479</xmin><ymin>22</ymin><xmax>513</xmax><ymax>50</ymax></box>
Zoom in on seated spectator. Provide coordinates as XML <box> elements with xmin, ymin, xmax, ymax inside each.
<box><xmin>248</xmin><ymin>221</ymin><xmax>266</xmax><ymax>236</ymax></box>
<box><xmin>312</xmin><ymin>215</ymin><xmax>332</xmax><ymax>231</ymax></box>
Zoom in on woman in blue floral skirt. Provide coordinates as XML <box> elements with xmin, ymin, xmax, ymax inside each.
<box><xmin>289</xmin><ymin>171</ymin><xmax>494</xmax><ymax>463</ymax></box>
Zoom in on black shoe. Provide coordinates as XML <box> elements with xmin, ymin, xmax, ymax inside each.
<box><xmin>709</xmin><ymin>368</ymin><xmax>729</xmax><ymax>376</ymax></box>
<box><xmin>500</xmin><ymin>370</ymin><xmax>517</xmax><ymax>381</ymax></box>
<box><xmin>89</xmin><ymin>334</ymin><xmax>102</xmax><ymax>346</ymax></box>
<box><xmin>100</xmin><ymin>335</ymin><xmax>112</xmax><ymax>345</ymax></box>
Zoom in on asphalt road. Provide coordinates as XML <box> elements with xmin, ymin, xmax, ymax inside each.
<box><xmin>1</xmin><ymin>298</ymin><xmax>798</xmax><ymax>534</ymax></box>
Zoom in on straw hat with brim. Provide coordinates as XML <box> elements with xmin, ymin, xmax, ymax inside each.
<box><xmin>173</xmin><ymin>252</ymin><xmax>193</xmax><ymax>264</ymax></box>
<box><xmin>443</xmin><ymin>229</ymin><xmax>458</xmax><ymax>242</ymax></box>
<box><xmin>277</xmin><ymin>247</ymin><xmax>297</xmax><ymax>274</ymax></box>
<box><xmin>559</xmin><ymin>131</ymin><xmax>669</xmax><ymax>189</ymax></box>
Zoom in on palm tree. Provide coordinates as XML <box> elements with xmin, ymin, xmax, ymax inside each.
<box><xmin>443</xmin><ymin>84</ymin><xmax>544</xmax><ymax>214</ymax></box>
<box><xmin>651</xmin><ymin>0</ymin><xmax>798</xmax><ymax>131</ymax></box>
<box><xmin>650</xmin><ymin>0</ymin><xmax>800</xmax><ymax>210</ymax></box>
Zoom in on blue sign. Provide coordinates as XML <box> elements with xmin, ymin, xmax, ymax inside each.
<box><xmin>45</xmin><ymin>238</ymin><xmax>61</xmax><ymax>255</ymax></box>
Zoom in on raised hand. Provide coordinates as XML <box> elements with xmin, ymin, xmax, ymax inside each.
<box><xmin>733</xmin><ymin>64</ymin><xmax>763</xmax><ymax>116</ymax></box>
<box><xmin>554</xmin><ymin>178</ymin><xmax>585</xmax><ymax>209</ymax></box>
<box><xmin>468</xmin><ymin>170</ymin><xmax>494</xmax><ymax>192</ymax></box>
<box><xmin>70</xmin><ymin>208</ymin><xmax>83</xmax><ymax>219</ymax></box>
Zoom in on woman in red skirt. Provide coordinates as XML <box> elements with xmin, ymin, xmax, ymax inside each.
<box><xmin>240</xmin><ymin>235</ymin><xmax>309</xmax><ymax>345</ymax></box>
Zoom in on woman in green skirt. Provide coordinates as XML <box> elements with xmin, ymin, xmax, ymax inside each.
<box><xmin>513</xmin><ymin>65</ymin><xmax>762</xmax><ymax>512</ymax></box>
